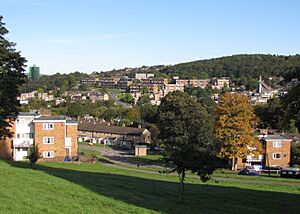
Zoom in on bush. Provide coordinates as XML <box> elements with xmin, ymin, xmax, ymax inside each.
<box><xmin>27</xmin><ymin>144</ymin><xmax>40</xmax><ymax>165</ymax></box>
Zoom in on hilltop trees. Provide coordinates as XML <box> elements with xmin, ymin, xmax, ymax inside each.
<box><xmin>157</xmin><ymin>91</ymin><xmax>218</xmax><ymax>203</ymax></box>
<box><xmin>215</xmin><ymin>93</ymin><xmax>262</xmax><ymax>171</ymax></box>
<box><xmin>161</xmin><ymin>54</ymin><xmax>300</xmax><ymax>79</ymax></box>
<box><xmin>0</xmin><ymin>16</ymin><xmax>27</xmax><ymax>137</ymax></box>
<box><xmin>19</xmin><ymin>71</ymin><xmax>88</xmax><ymax>93</ymax></box>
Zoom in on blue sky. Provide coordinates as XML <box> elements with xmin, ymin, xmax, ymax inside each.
<box><xmin>1</xmin><ymin>0</ymin><xmax>299</xmax><ymax>74</ymax></box>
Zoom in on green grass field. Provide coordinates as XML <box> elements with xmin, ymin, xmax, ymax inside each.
<box><xmin>1</xmin><ymin>160</ymin><xmax>300</xmax><ymax>214</ymax></box>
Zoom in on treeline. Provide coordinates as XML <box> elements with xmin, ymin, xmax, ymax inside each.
<box><xmin>19</xmin><ymin>72</ymin><xmax>89</xmax><ymax>93</ymax></box>
<box><xmin>160</xmin><ymin>54</ymin><xmax>300</xmax><ymax>79</ymax></box>
<box><xmin>255</xmin><ymin>84</ymin><xmax>300</xmax><ymax>134</ymax></box>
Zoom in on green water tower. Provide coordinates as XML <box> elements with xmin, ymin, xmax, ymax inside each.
<box><xmin>29</xmin><ymin>65</ymin><xmax>40</xmax><ymax>81</ymax></box>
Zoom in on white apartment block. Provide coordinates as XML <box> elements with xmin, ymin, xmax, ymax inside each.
<box><xmin>13</xmin><ymin>112</ymin><xmax>40</xmax><ymax>161</ymax></box>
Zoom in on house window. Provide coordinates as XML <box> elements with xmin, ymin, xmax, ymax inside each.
<box><xmin>273</xmin><ymin>141</ymin><xmax>282</xmax><ymax>148</ymax></box>
<box><xmin>43</xmin><ymin>123</ymin><xmax>54</xmax><ymax>130</ymax></box>
<box><xmin>43</xmin><ymin>151</ymin><xmax>55</xmax><ymax>158</ymax></box>
<box><xmin>272</xmin><ymin>153</ymin><xmax>282</xmax><ymax>160</ymax></box>
<box><xmin>43</xmin><ymin>137</ymin><xmax>54</xmax><ymax>144</ymax></box>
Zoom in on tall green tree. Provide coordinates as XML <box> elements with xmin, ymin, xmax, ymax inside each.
<box><xmin>254</xmin><ymin>97</ymin><xmax>284</xmax><ymax>130</ymax></box>
<box><xmin>139</xmin><ymin>103</ymin><xmax>157</xmax><ymax>124</ymax></box>
<box><xmin>157</xmin><ymin>91</ymin><xmax>218</xmax><ymax>203</ymax></box>
<box><xmin>281</xmin><ymin>84</ymin><xmax>300</xmax><ymax>133</ymax></box>
<box><xmin>125</xmin><ymin>107</ymin><xmax>141</xmax><ymax>123</ymax></box>
<box><xmin>185</xmin><ymin>87</ymin><xmax>215</xmax><ymax>113</ymax></box>
<box><xmin>67</xmin><ymin>102</ymin><xmax>84</xmax><ymax>117</ymax></box>
<box><xmin>0</xmin><ymin>16</ymin><xmax>27</xmax><ymax>137</ymax></box>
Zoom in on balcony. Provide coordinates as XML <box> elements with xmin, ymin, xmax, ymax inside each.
<box><xmin>65</xmin><ymin>137</ymin><xmax>72</xmax><ymax>148</ymax></box>
<box><xmin>13</xmin><ymin>138</ymin><xmax>33</xmax><ymax>147</ymax></box>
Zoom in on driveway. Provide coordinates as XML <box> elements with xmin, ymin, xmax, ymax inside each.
<box><xmin>79</xmin><ymin>144</ymin><xmax>162</xmax><ymax>168</ymax></box>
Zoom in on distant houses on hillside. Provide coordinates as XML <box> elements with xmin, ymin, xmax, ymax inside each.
<box><xmin>249</xmin><ymin>76</ymin><xmax>278</xmax><ymax>104</ymax></box>
<box><xmin>19</xmin><ymin>71</ymin><xmax>288</xmax><ymax>107</ymax></box>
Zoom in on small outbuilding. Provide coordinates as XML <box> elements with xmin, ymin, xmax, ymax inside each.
<box><xmin>135</xmin><ymin>145</ymin><xmax>147</xmax><ymax>156</ymax></box>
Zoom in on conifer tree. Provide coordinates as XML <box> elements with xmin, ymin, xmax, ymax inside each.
<box><xmin>0</xmin><ymin>16</ymin><xmax>27</xmax><ymax>137</ymax></box>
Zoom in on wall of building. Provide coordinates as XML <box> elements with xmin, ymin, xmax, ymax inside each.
<box><xmin>34</xmin><ymin>122</ymin><xmax>66</xmax><ymax>162</ymax></box>
<box><xmin>265</xmin><ymin>140</ymin><xmax>291</xmax><ymax>167</ymax></box>
<box><xmin>0</xmin><ymin>122</ymin><xmax>15</xmax><ymax>159</ymax></box>
<box><xmin>135</xmin><ymin>147</ymin><xmax>147</xmax><ymax>156</ymax></box>
<box><xmin>66</xmin><ymin>124</ymin><xmax>78</xmax><ymax>157</ymax></box>
<box><xmin>0</xmin><ymin>137</ymin><xmax>13</xmax><ymax>159</ymax></box>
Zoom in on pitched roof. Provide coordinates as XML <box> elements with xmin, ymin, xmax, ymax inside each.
<box><xmin>264</xmin><ymin>135</ymin><xmax>292</xmax><ymax>141</ymax></box>
<box><xmin>33</xmin><ymin>116</ymin><xmax>68</xmax><ymax>121</ymax></box>
<box><xmin>78</xmin><ymin>120</ymin><xmax>147</xmax><ymax>136</ymax></box>
<box><xmin>19</xmin><ymin>112</ymin><xmax>39</xmax><ymax>116</ymax></box>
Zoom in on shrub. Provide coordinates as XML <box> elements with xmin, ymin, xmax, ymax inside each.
<box><xmin>27</xmin><ymin>144</ymin><xmax>40</xmax><ymax>165</ymax></box>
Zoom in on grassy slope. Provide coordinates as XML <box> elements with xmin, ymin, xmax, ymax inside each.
<box><xmin>1</xmin><ymin>160</ymin><xmax>300</xmax><ymax>214</ymax></box>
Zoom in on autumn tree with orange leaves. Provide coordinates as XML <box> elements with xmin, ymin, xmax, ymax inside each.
<box><xmin>215</xmin><ymin>93</ymin><xmax>262</xmax><ymax>171</ymax></box>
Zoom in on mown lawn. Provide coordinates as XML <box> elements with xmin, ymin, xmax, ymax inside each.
<box><xmin>79</xmin><ymin>141</ymin><xmax>107</xmax><ymax>148</ymax></box>
<box><xmin>1</xmin><ymin>160</ymin><xmax>300</xmax><ymax>214</ymax></box>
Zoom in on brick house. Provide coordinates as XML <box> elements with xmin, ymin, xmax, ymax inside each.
<box><xmin>263</xmin><ymin>135</ymin><xmax>292</xmax><ymax>168</ymax></box>
<box><xmin>0</xmin><ymin>113</ymin><xmax>78</xmax><ymax>162</ymax></box>
<box><xmin>33</xmin><ymin>116</ymin><xmax>78</xmax><ymax>161</ymax></box>
<box><xmin>237</xmin><ymin>134</ymin><xmax>292</xmax><ymax>169</ymax></box>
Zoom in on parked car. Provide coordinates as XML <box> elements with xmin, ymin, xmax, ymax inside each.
<box><xmin>238</xmin><ymin>167</ymin><xmax>260</xmax><ymax>176</ymax></box>
<box><xmin>280</xmin><ymin>168</ymin><xmax>300</xmax><ymax>179</ymax></box>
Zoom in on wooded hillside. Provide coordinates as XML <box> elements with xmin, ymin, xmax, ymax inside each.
<box><xmin>160</xmin><ymin>54</ymin><xmax>300</xmax><ymax>79</ymax></box>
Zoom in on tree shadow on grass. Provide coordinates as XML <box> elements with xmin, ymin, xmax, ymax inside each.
<box><xmin>7</xmin><ymin>161</ymin><xmax>300</xmax><ymax>214</ymax></box>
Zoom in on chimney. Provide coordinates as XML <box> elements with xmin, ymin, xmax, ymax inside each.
<box><xmin>122</xmin><ymin>123</ymin><xmax>125</xmax><ymax>127</ymax></box>
<box><xmin>138</xmin><ymin>124</ymin><xmax>141</xmax><ymax>129</ymax></box>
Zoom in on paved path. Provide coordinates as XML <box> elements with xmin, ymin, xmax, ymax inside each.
<box><xmin>111</xmin><ymin>92</ymin><xmax>132</xmax><ymax>107</ymax></box>
<box><xmin>79</xmin><ymin>144</ymin><xmax>300</xmax><ymax>187</ymax></box>
<box><xmin>79</xmin><ymin>144</ymin><xmax>162</xmax><ymax>169</ymax></box>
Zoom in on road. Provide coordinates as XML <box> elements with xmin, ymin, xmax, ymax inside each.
<box><xmin>79</xmin><ymin>144</ymin><xmax>162</xmax><ymax>168</ymax></box>
<box><xmin>111</xmin><ymin>92</ymin><xmax>132</xmax><ymax>107</ymax></box>
<box><xmin>79</xmin><ymin>144</ymin><xmax>300</xmax><ymax>186</ymax></box>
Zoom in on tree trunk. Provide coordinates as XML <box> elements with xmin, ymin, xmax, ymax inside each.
<box><xmin>231</xmin><ymin>157</ymin><xmax>235</xmax><ymax>171</ymax></box>
<box><xmin>179</xmin><ymin>171</ymin><xmax>185</xmax><ymax>204</ymax></box>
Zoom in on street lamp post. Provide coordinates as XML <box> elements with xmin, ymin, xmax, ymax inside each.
<box><xmin>137</xmin><ymin>147</ymin><xmax>140</xmax><ymax>167</ymax></box>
